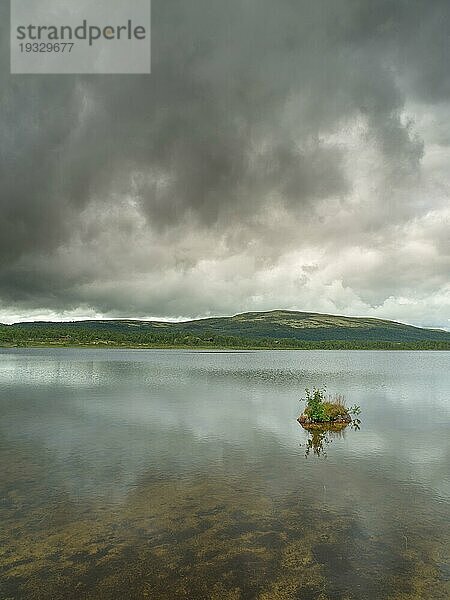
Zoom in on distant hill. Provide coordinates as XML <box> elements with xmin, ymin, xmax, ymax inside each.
<box><xmin>146</xmin><ymin>310</ymin><xmax>449</xmax><ymax>343</ymax></box>
<box><xmin>1</xmin><ymin>310</ymin><xmax>449</xmax><ymax>349</ymax></box>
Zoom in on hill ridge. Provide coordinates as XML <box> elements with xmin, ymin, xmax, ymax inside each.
<box><xmin>1</xmin><ymin>309</ymin><xmax>449</xmax><ymax>349</ymax></box>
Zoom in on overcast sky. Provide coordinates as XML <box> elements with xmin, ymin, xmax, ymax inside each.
<box><xmin>0</xmin><ymin>0</ymin><xmax>449</xmax><ymax>327</ymax></box>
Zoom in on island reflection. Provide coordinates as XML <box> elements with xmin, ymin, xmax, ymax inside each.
<box><xmin>0</xmin><ymin>349</ymin><xmax>448</xmax><ymax>599</ymax></box>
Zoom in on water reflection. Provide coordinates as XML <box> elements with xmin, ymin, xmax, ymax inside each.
<box><xmin>299</xmin><ymin>420</ymin><xmax>361</xmax><ymax>458</ymax></box>
<box><xmin>0</xmin><ymin>349</ymin><xmax>449</xmax><ymax>599</ymax></box>
<box><xmin>301</xmin><ymin>426</ymin><xmax>348</xmax><ymax>458</ymax></box>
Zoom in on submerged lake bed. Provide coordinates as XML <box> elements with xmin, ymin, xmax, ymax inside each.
<box><xmin>0</xmin><ymin>349</ymin><xmax>449</xmax><ymax>599</ymax></box>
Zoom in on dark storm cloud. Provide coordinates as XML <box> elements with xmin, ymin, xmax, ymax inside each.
<box><xmin>0</xmin><ymin>1</ymin><xmax>449</xmax><ymax>325</ymax></box>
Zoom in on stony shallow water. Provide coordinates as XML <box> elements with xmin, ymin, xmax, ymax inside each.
<box><xmin>0</xmin><ymin>348</ymin><xmax>448</xmax><ymax>599</ymax></box>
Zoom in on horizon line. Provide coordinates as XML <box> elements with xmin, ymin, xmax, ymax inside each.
<box><xmin>1</xmin><ymin>308</ymin><xmax>449</xmax><ymax>333</ymax></box>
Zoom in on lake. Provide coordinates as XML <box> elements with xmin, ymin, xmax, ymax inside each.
<box><xmin>0</xmin><ymin>349</ymin><xmax>449</xmax><ymax>599</ymax></box>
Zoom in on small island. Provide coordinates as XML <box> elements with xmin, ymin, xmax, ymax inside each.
<box><xmin>298</xmin><ymin>387</ymin><xmax>360</xmax><ymax>430</ymax></box>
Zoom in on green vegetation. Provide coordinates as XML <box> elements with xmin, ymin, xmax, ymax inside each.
<box><xmin>0</xmin><ymin>310</ymin><xmax>449</xmax><ymax>349</ymax></box>
<box><xmin>299</xmin><ymin>387</ymin><xmax>361</xmax><ymax>424</ymax></box>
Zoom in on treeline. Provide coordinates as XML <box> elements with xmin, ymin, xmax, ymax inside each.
<box><xmin>0</xmin><ymin>324</ymin><xmax>449</xmax><ymax>350</ymax></box>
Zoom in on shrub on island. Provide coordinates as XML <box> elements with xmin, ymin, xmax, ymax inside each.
<box><xmin>298</xmin><ymin>387</ymin><xmax>360</xmax><ymax>428</ymax></box>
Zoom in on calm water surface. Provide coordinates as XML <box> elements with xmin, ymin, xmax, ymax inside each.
<box><xmin>0</xmin><ymin>349</ymin><xmax>449</xmax><ymax>599</ymax></box>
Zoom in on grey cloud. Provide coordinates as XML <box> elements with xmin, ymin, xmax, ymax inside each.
<box><xmin>0</xmin><ymin>1</ymin><xmax>449</xmax><ymax>326</ymax></box>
